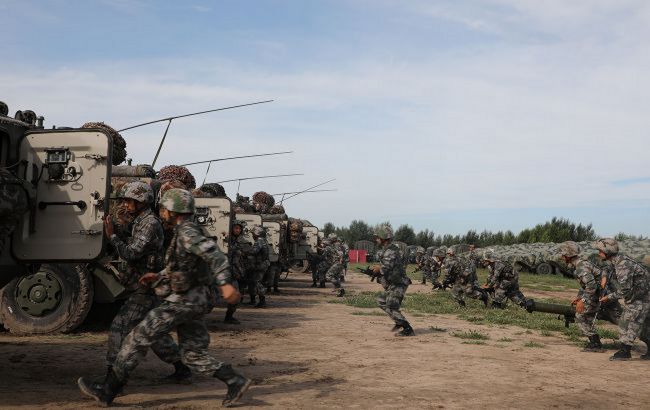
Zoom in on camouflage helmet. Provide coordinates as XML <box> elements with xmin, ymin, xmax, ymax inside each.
<box><xmin>120</xmin><ymin>181</ymin><xmax>153</xmax><ymax>203</ymax></box>
<box><xmin>374</xmin><ymin>224</ymin><xmax>393</xmax><ymax>240</ymax></box>
<box><xmin>482</xmin><ymin>248</ymin><xmax>497</xmax><ymax>261</ymax></box>
<box><xmin>432</xmin><ymin>247</ymin><xmax>446</xmax><ymax>258</ymax></box>
<box><xmin>416</xmin><ymin>246</ymin><xmax>425</xmax><ymax>254</ymax></box>
<box><xmin>328</xmin><ymin>233</ymin><xmax>338</xmax><ymax>239</ymax></box>
<box><xmin>594</xmin><ymin>238</ymin><xmax>619</xmax><ymax>257</ymax></box>
<box><xmin>159</xmin><ymin>188</ymin><xmax>195</xmax><ymax>214</ymax></box>
<box><xmin>232</xmin><ymin>219</ymin><xmax>247</xmax><ymax>228</ymax></box>
<box><xmin>446</xmin><ymin>245</ymin><xmax>457</xmax><ymax>256</ymax></box>
<box><xmin>558</xmin><ymin>241</ymin><xmax>581</xmax><ymax>258</ymax></box>
<box><xmin>252</xmin><ymin>226</ymin><xmax>266</xmax><ymax>237</ymax></box>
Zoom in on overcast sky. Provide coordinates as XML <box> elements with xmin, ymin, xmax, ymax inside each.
<box><xmin>1</xmin><ymin>0</ymin><xmax>649</xmax><ymax>236</ymax></box>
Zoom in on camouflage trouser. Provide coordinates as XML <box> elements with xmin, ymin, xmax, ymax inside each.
<box><xmin>452</xmin><ymin>281</ymin><xmax>483</xmax><ymax>303</ymax></box>
<box><xmin>0</xmin><ymin>170</ymin><xmax>28</xmax><ymax>254</ymax></box>
<box><xmin>317</xmin><ymin>262</ymin><xmax>331</xmax><ymax>284</ymax></box>
<box><xmin>377</xmin><ymin>284</ymin><xmax>409</xmax><ymax>326</ymax></box>
<box><xmin>325</xmin><ymin>263</ymin><xmax>344</xmax><ymax>288</ymax></box>
<box><xmin>618</xmin><ymin>298</ymin><xmax>650</xmax><ymax>345</ymax></box>
<box><xmin>575</xmin><ymin>300</ymin><xmax>600</xmax><ymax>338</ymax></box>
<box><xmin>493</xmin><ymin>283</ymin><xmax>527</xmax><ymax>307</ymax></box>
<box><xmin>113</xmin><ymin>301</ymin><xmax>224</xmax><ymax>382</ymax></box>
<box><xmin>247</xmin><ymin>268</ymin><xmax>266</xmax><ymax>297</ymax></box>
<box><xmin>107</xmin><ymin>293</ymin><xmax>181</xmax><ymax>366</ymax></box>
<box><xmin>420</xmin><ymin>268</ymin><xmax>432</xmax><ymax>282</ymax></box>
<box><xmin>264</xmin><ymin>264</ymin><xmax>281</xmax><ymax>289</ymax></box>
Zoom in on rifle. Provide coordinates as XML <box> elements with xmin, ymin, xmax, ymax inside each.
<box><xmin>356</xmin><ymin>266</ymin><xmax>382</xmax><ymax>282</ymax></box>
<box><xmin>525</xmin><ymin>299</ymin><xmax>576</xmax><ymax>328</ymax></box>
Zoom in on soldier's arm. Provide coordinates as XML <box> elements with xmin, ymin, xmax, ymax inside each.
<box><xmin>576</xmin><ymin>266</ymin><xmax>599</xmax><ymax>308</ymax></box>
<box><xmin>110</xmin><ymin>218</ymin><xmax>158</xmax><ymax>262</ymax></box>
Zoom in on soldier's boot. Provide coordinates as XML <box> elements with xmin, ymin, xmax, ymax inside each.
<box><xmin>391</xmin><ymin>324</ymin><xmax>403</xmax><ymax>332</ymax></box>
<box><xmin>213</xmin><ymin>364</ymin><xmax>252</xmax><ymax>407</ymax></box>
<box><xmin>582</xmin><ymin>335</ymin><xmax>605</xmax><ymax>352</ymax></box>
<box><xmin>420</xmin><ymin>277</ymin><xmax>426</xmax><ymax>285</ymax></box>
<box><xmin>336</xmin><ymin>288</ymin><xmax>345</xmax><ymax>297</ymax></box>
<box><xmin>480</xmin><ymin>291</ymin><xmax>489</xmax><ymax>307</ymax></box>
<box><xmin>248</xmin><ymin>294</ymin><xmax>256</xmax><ymax>306</ymax></box>
<box><xmin>224</xmin><ymin>306</ymin><xmax>241</xmax><ymax>325</ymax></box>
<box><xmin>610</xmin><ymin>344</ymin><xmax>632</xmax><ymax>361</ymax></box>
<box><xmin>266</xmin><ymin>286</ymin><xmax>272</xmax><ymax>294</ymax></box>
<box><xmin>162</xmin><ymin>361</ymin><xmax>193</xmax><ymax>384</ymax></box>
<box><xmin>397</xmin><ymin>323</ymin><xmax>415</xmax><ymax>337</ymax></box>
<box><xmin>273</xmin><ymin>285</ymin><xmax>280</xmax><ymax>293</ymax></box>
<box><xmin>318</xmin><ymin>282</ymin><xmax>326</xmax><ymax>288</ymax></box>
<box><xmin>640</xmin><ymin>338</ymin><xmax>650</xmax><ymax>360</ymax></box>
<box><xmin>255</xmin><ymin>295</ymin><xmax>266</xmax><ymax>308</ymax></box>
<box><xmin>457</xmin><ymin>300</ymin><xmax>466</xmax><ymax>307</ymax></box>
<box><xmin>310</xmin><ymin>281</ymin><xmax>318</xmax><ymax>288</ymax></box>
<box><xmin>78</xmin><ymin>369</ymin><xmax>125</xmax><ymax>407</ymax></box>
<box><xmin>491</xmin><ymin>301</ymin><xmax>504</xmax><ymax>309</ymax></box>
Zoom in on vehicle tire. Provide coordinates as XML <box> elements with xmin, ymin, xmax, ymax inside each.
<box><xmin>0</xmin><ymin>264</ymin><xmax>94</xmax><ymax>335</ymax></box>
<box><xmin>535</xmin><ymin>262</ymin><xmax>554</xmax><ymax>276</ymax></box>
<box><xmin>288</xmin><ymin>259</ymin><xmax>309</xmax><ymax>274</ymax></box>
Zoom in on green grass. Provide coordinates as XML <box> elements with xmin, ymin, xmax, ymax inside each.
<box><xmin>333</xmin><ymin>288</ymin><xmax>619</xmax><ymax>345</ymax></box>
<box><xmin>498</xmin><ymin>337</ymin><xmax>514</xmax><ymax>343</ymax></box>
<box><xmin>540</xmin><ymin>330</ymin><xmax>553</xmax><ymax>337</ymax></box>
<box><xmin>462</xmin><ymin>340</ymin><xmax>488</xmax><ymax>345</ymax></box>
<box><xmin>452</xmin><ymin>330</ymin><xmax>490</xmax><ymax>340</ymax></box>
<box><xmin>524</xmin><ymin>341</ymin><xmax>545</xmax><ymax>348</ymax></box>
<box><xmin>351</xmin><ymin>311</ymin><xmax>384</xmax><ymax>316</ymax></box>
<box><xmin>430</xmin><ymin>327</ymin><xmax>447</xmax><ymax>333</ymax></box>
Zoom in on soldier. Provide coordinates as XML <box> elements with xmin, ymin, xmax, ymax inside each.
<box><xmin>430</xmin><ymin>247</ymin><xmax>447</xmax><ymax>289</ymax></box>
<box><xmin>102</xmin><ymin>181</ymin><xmax>190</xmax><ymax>385</ymax></box>
<box><xmin>443</xmin><ymin>246</ymin><xmax>488</xmax><ymax>307</ymax></box>
<box><xmin>0</xmin><ymin>168</ymin><xmax>28</xmax><ymax>254</ymax></box>
<box><xmin>372</xmin><ymin>224</ymin><xmax>414</xmax><ymax>336</ymax></box>
<box><xmin>77</xmin><ymin>188</ymin><xmax>251</xmax><ymax>407</ymax></box>
<box><xmin>596</xmin><ymin>238</ymin><xmax>650</xmax><ymax>360</ymax></box>
<box><xmin>556</xmin><ymin>241</ymin><xmax>604</xmax><ymax>352</ymax></box>
<box><xmin>225</xmin><ymin>220</ymin><xmax>247</xmax><ymax>324</ymax></box>
<box><xmin>340</xmin><ymin>239</ymin><xmax>350</xmax><ymax>281</ymax></box>
<box><xmin>415</xmin><ymin>247</ymin><xmax>430</xmax><ymax>285</ymax></box>
<box><xmin>324</xmin><ymin>236</ymin><xmax>345</xmax><ymax>297</ymax></box>
<box><xmin>316</xmin><ymin>238</ymin><xmax>333</xmax><ymax>288</ymax></box>
<box><xmin>247</xmin><ymin>226</ymin><xmax>270</xmax><ymax>308</ymax></box>
<box><xmin>481</xmin><ymin>249</ymin><xmax>528</xmax><ymax>310</ymax></box>
<box><xmin>308</xmin><ymin>238</ymin><xmax>324</xmax><ymax>287</ymax></box>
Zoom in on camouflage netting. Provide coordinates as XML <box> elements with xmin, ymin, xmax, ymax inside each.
<box><xmin>288</xmin><ymin>218</ymin><xmax>304</xmax><ymax>242</ymax></box>
<box><xmin>198</xmin><ymin>183</ymin><xmax>226</xmax><ymax>198</ymax></box>
<box><xmin>82</xmin><ymin>122</ymin><xmax>127</xmax><ymax>165</ymax></box>
<box><xmin>235</xmin><ymin>194</ymin><xmax>255</xmax><ymax>213</ymax></box>
<box><xmin>269</xmin><ymin>204</ymin><xmax>285</xmax><ymax>215</ymax></box>
<box><xmin>252</xmin><ymin>191</ymin><xmax>275</xmax><ymax>207</ymax></box>
<box><xmin>157</xmin><ymin>165</ymin><xmax>196</xmax><ymax>189</ymax></box>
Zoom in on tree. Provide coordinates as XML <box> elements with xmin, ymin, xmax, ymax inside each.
<box><xmin>347</xmin><ymin>220</ymin><xmax>374</xmax><ymax>245</ymax></box>
<box><xmin>322</xmin><ymin>222</ymin><xmax>336</xmax><ymax>237</ymax></box>
<box><xmin>415</xmin><ymin>229</ymin><xmax>436</xmax><ymax>248</ymax></box>
<box><xmin>394</xmin><ymin>224</ymin><xmax>416</xmax><ymax>244</ymax></box>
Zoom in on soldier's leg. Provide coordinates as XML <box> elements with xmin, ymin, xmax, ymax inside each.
<box><xmin>618</xmin><ymin>299</ymin><xmax>650</xmax><ymax>345</ymax></box>
<box><xmin>318</xmin><ymin>264</ymin><xmax>327</xmax><ymax>287</ymax></box>
<box><xmin>326</xmin><ymin>265</ymin><xmax>344</xmax><ymax>296</ymax></box>
<box><xmin>106</xmin><ymin>294</ymin><xmax>154</xmax><ymax>366</ymax></box>
<box><xmin>272</xmin><ymin>265</ymin><xmax>281</xmax><ymax>292</ymax></box>
<box><xmin>224</xmin><ymin>280</ymin><xmax>241</xmax><ymax>324</ymax></box>
<box><xmin>492</xmin><ymin>287</ymin><xmax>507</xmax><ymax>308</ymax></box>
<box><xmin>385</xmin><ymin>285</ymin><xmax>413</xmax><ymax>335</ymax></box>
<box><xmin>451</xmin><ymin>284</ymin><xmax>465</xmax><ymax>306</ymax></box>
<box><xmin>254</xmin><ymin>270</ymin><xmax>266</xmax><ymax>308</ymax></box>
<box><xmin>507</xmin><ymin>288</ymin><xmax>528</xmax><ymax>308</ymax></box>
<box><xmin>576</xmin><ymin>306</ymin><xmax>598</xmax><ymax>337</ymax></box>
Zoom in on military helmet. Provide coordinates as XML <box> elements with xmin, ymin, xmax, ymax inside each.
<box><xmin>594</xmin><ymin>238</ymin><xmax>619</xmax><ymax>257</ymax></box>
<box><xmin>374</xmin><ymin>224</ymin><xmax>393</xmax><ymax>240</ymax></box>
<box><xmin>416</xmin><ymin>246</ymin><xmax>425</xmax><ymax>254</ymax></box>
<box><xmin>252</xmin><ymin>226</ymin><xmax>266</xmax><ymax>237</ymax></box>
<box><xmin>558</xmin><ymin>241</ymin><xmax>581</xmax><ymax>258</ymax></box>
<box><xmin>446</xmin><ymin>245</ymin><xmax>457</xmax><ymax>256</ymax></box>
<box><xmin>482</xmin><ymin>248</ymin><xmax>497</xmax><ymax>261</ymax></box>
<box><xmin>159</xmin><ymin>188</ymin><xmax>195</xmax><ymax>214</ymax></box>
<box><xmin>232</xmin><ymin>219</ymin><xmax>247</xmax><ymax>228</ymax></box>
<box><xmin>432</xmin><ymin>247</ymin><xmax>446</xmax><ymax>258</ymax></box>
<box><xmin>328</xmin><ymin>233</ymin><xmax>338</xmax><ymax>239</ymax></box>
<box><xmin>120</xmin><ymin>181</ymin><xmax>154</xmax><ymax>203</ymax></box>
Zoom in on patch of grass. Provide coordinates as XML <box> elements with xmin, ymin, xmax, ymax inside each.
<box><xmin>540</xmin><ymin>330</ymin><xmax>554</xmax><ymax>337</ymax></box>
<box><xmin>523</xmin><ymin>341</ymin><xmax>545</xmax><ymax>348</ymax></box>
<box><xmin>430</xmin><ymin>327</ymin><xmax>447</xmax><ymax>333</ymax></box>
<box><xmin>351</xmin><ymin>311</ymin><xmax>384</xmax><ymax>316</ymax></box>
<box><xmin>498</xmin><ymin>337</ymin><xmax>514</xmax><ymax>343</ymax></box>
<box><xmin>462</xmin><ymin>340</ymin><xmax>488</xmax><ymax>345</ymax></box>
<box><xmin>452</xmin><ymin>330</ymin><xmax>490</xmax><ymax>340</ymax></box>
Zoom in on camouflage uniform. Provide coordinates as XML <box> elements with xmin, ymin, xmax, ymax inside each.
<box><xmin>487</xmin><ymin>260</ymin><xmax>527</xmax><ymax>307</ymax></box>
<box><xmin>225</xmin><ymin>232</ymin><xmax>248</xmax><ymax>322</ymax></box>
<box><xmin>607</xmin><ymin>254</ymin><xmax>650</xmax><ymax>345</ymax></box>
<box><xmin>430</xmin><ymin>256</ymin><xmax>444</xmax><ymax>288</ymax></box>
<box><xmin>376</xmin><ymin>243</ymin><xmax>412</xmax><ymax>327</ymax></box>
<box><xmin>341</xmin><ymin>242</ymin><xmax>350</xmax><ymax>274</ymax></box>
<box><xmin>308</xmin><ymin>247</ymin><xmax>323</xmax><ymax>286</ymax></box>
<box><xmin>570</xmin><ymin>259</ymin><xmax>602</xmax><ymax>338</ymax></box>
<box><xmin>444</xmin><ymin>255</ymin><xmax>484</xmax><ymax>305</ymax></box>
<box><xmin>415</xmin><ymin>252</ymin><xmax>431</xmax><ymax>284</ymax></box>
<box><xmin>0</xmin><ymin>168</ymin><xmax>28</xmax><ymax>254</ymax></box>
<box><xmin>107</xmin><ymin>208</ymin><xmax>181</xmax><ymax>366</ymax></box>
<box><xmin>325</xmin><ymin>243</ymin><xmax>344</xmax><ymax>290</ymax></box>
<box><xmin>247</xmin><ymin>235</ymin><xmax>270</xmax><ymax>302</ymax></box>
<box><xmin>316</xmin><ymin>243</ymin><xmax>335</xmax><ymax>286</ymax></box>
<box><xmin>112</xmin><ymin>219</ymin><xmax>233</xmax><ymax>382</ymax></box>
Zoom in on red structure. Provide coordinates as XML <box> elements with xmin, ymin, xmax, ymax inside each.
<box><xmin>349</xmin><ymin>250</ymin><xmax>367</xmax><ymax>263</ymax></box>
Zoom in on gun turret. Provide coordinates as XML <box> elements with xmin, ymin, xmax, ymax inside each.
<box><xmin>525</xmin><ymin>299</ymin><xmax>575</xmax><ymax>328</ymax></box>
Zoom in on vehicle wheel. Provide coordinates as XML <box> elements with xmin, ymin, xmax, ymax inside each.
<box><xmin>535</xmin><ymin>262</ymin><xmax>554</xmax><ymax>275</ymax></box>
<box><xmin>288</xmin><ymin>259</ymin><xmax>309</xmax><ymax>274</ymax></box>
<box><xmin>0</xmin><ymin>264</ymin><xmax>93</xmax><ymax>334</ymax></box>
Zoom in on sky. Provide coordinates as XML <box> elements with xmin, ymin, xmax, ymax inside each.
<box><xmin>1</xmin><ymin>0</ymin><xmax>649</xmax><ymax>236</ymax></box>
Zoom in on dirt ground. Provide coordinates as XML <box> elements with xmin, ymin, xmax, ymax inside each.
<box><xmin>1</xmin><ymin>272</ymin><xmax>650</xmax><ymax>409</ymax></box>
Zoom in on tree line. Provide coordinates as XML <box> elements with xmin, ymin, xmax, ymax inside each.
<box><xmin>320</xmin><ymin>217</ymin><xmax>644</xmax><ymax>248</ymax></box>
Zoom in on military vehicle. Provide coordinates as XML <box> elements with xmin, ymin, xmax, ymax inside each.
<box><xmin>195</xmin><ymin>196</ymin><xmax>233</xmax><ymax>253</ymax></box>
<box><xmin>0</xmin><ymin>102</ymin><xmax>117</xmax><ymax>334</ymax></box>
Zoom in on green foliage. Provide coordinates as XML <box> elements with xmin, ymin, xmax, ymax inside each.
<box><xmin>452</xmin><ymin>330</ymin><xmax>490</xmax><ymax>340</ymax></box>
<box><xmin>523</xmin><ymin>341</ymin><xmax>545</xmax><ymax>348</ymax></box>
<box><xmin>394</xmin><ymin>224</ymin><xmax>416</xmax><ymax>244</ymax></box>
<box><xmin>498</xmin><ymin>337</ymin><xmax>514</xmax><ymax>342</ymax></box>
<box><xmin>322</xmin><ymin>222</ymin><xmax>336</xmax><ymax>237</ymax></box>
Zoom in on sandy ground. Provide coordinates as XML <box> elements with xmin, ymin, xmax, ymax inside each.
<box><xmin>1</xmin><ymin>272</ymin><xmax>649</xmax><ymax>409</ymax></box>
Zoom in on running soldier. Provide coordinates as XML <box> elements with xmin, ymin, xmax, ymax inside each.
<box><xmin>430</xmin><ymin>246</ymin><xmax>446</xmax><ymax>289</ymax></box>
<box><xmin>247</xmin><ymin>226</ymin><xmax>270</xmax><ymax>308</ymax></box>
<box><xmin>102</xmin><ymin>181</ymin><xmax>190</xmax><ymax>385</ymax></box>
<box><xmin>224</xmin><ymin>220</ymin><xmax>247</xmax><ymax>324</ymax></box>
<box><xmin>325</xmin><ymin>236</ymin><xmax>345</xmax><ymax>297</ymax></box>
<box><xmin>415</xmin><ymin>247</ymin><xmax>430</xmax><ymax>285</ymax></box>
<box><xmin>443</xmin><ymin>246</ymin><xmax>488</xmax><ymax>307</ymax></box>
<box><xmin>77</xmin><ymin>188</ymin><xmax>251</xmax><ymax>407</ymax></box>
<box><xmin>481</xmin><ymin>249</ymin><xmax>528</xmax><ymax>310</ymax></box>
<box><xmin>596</xmin><ymin>238</ymin><xmax>650</xmax><ymax>360</ymax></box>
<box><xmin>372</xmin><ymin>224</ymin><xmax>414</xmax><ymax>336</ymax></box>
